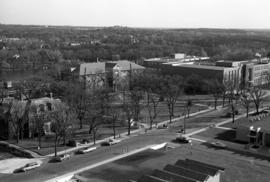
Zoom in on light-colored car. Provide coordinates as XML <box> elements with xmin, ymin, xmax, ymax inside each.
<box><xmin>157</xmin><ymin>123</ymin><xmax>168</xmax><ymax>129</ymax></box>
<box><xmin>20</xmin><ymin>162</ymin><xmax>41</xmax><ymax>172</ymax></box>
<box><xmin>53</xmin><ymin>154</ymin><xmax>71</xmax><ymax>162</ymax></box>
<box><xmin>101</xmin><ymin>139</ymin><xmax>121</xmax><ymax>146</ymax></box>
<box><xmin>210</xmin><ymin>141</ymin><xmax>227</xmax><ymax>149</ymax></box>
<box><xmin>77</xmin><ymin>147</ymin><xmax>97</xmax><ymax>154</ymax></box>
<box><xmin>108</xmin><ymin>138</ymin><xmax>121</xmax><ymax>145</ymax></box>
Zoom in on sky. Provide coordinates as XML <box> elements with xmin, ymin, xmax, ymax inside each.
<box><xmin>0</xmin><ymin>0</ymin><xmax>269</xmax><ymax>29</ymax></box>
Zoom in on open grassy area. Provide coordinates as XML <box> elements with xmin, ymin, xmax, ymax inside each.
<box><xmin>77</xmin><ymin>144</ymin><xmax>270</xmax><ymax>182</ymax></box>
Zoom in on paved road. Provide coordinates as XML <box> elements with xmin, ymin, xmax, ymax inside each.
<box><xmin>0</xmin><ymin>129</ymin><xmax>177</xmax><ymax>182</ymax></box>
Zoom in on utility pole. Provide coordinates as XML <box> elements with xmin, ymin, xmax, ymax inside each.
<box><xmin>129</xmin><ymin>63</ymin><xmax>132</xmax><ymax>90</ymax></box>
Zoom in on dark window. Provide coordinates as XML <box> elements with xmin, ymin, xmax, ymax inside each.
<box><xmin>46</xmin><ymin>103</ymin><xmax>52</xmax><ymax>111</ymax></box>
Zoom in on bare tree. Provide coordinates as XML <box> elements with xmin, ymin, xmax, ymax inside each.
<box><xmin>249</xmin><ymin>85</ymin><xmax>266</xmax><ymax>114</ymax></box>
<box><xmin>226</xmin><ymin>81</ymin><xmax>239</xmax><ymax>123</ymax></box>
<box><xmin>30</xmin><ymin>104</ymin><xmax>47</xmax><ymax>149</ymax></box>
<box><xmin>122</xmin><ymin>100</ymin><xmax>134</xmax><ymax>136</ymax></box>
<box><xmin>50</xmin><ymin>103</ymin><xmax>74</xmax><ymax>156</ymax></box>
<box><xmin>185</xmin><ymin>98</ymin><xmax>193</xmax><ymax>118</ymax></box>
<box><xmin>206</xmin><ymin>79</ymin><xmax>223</xmax><ymax>109</ymax></box>
<box><xmin>240</xmin><ymin>88</ymin><xmax>252</xmax><ymax>118</ymax></box>
<box><xmin>161</xmin><ymin>75</ymin><xmax>183</xmax><ymax>123</ymax></box>
<box><xmin>10</xmin><ymin>101</ymin><xmax>25</xmax><ymax>143</ymax></box>
<box><xmin>65</xmin><ymin>82</ymin><xmax>88</xmax><ymax>129</ymax></box>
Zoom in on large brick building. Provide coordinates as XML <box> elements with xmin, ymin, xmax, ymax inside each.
<box><xmin>144</xmin><ymin>55</ymin><xmax>270</xmax><ymax>86</ymax></box>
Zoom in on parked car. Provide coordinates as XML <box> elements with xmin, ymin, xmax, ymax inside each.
<box><xmin>19</xmin><ymin>162</ymin><xmax>41</xmax><ymax>172</ymax></box>
<box><xmin>101</xmin><ymin>139</ymin><xmax>121</xmax><ymax>146</ymax></box>
<box><xmin>80</xmin><ymin>139</ymin><xmax>89</xmax><ymax>144</ymax></box>
<box><xmin>175</xmin><ymin>136</ymin><xmax>191</xmax><ymax>143</ymax></box>
<box><xmin>67</xmin><ymin>140</ymin><xmax>80</xmax><ymax>147</ymax></box>
<box><xmin>52</xmin><ymin>154</ymin><xmax>71</xmax><ymax>162</ymax></box>
<box><xmin>77</xmin><ymin>147</ymin><xmax>97</xmax><ymax>154</ymax></box>
<box><xmin>210</xmin><ymin>141</ymin><xmax>227</xmax><ymax>149</ymax></box>
<box><xmin>157</xmin><ymin>123</ymin><xmax>168</xmax><ymax>129</ymax></box>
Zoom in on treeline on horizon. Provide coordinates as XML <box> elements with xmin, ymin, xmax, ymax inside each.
<box><xmin>1</xmin><ymin>24</ymin><xmax>270</xmax><ymax>71</ymax></box>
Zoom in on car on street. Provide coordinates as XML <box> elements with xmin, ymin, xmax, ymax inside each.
<box><xmin>80</xmin><ymin>139</ymin><xmax>89</xmax><ymax>145</ymax></box>
<box><xmin>101</xmin><ymin>139</ymin><xmax>121</xmax><ymax>146</ymax></box>
<box><xmin>77</xmin><ymin>147</ymin><xmax>97</xmax><ymax>154</ymax></box>
<box><xmin>19</xmin><ymin>162</ymin><xmax>41</xmax><ymax>172</ymax></box>
<box><xmin>175</xmin><ymin>136</ymin><xmax>191</xmax><ymax>143</ymax></box>
<box><xmin>51</xmin><ymin>154</ymin><xmax>71</xmax><ymax>162</ymax></box>
<box><xmin>209</xmin><ymin>141</ymin><xmax>227</xmax><ymax>149</ymax></box>
<box><xmin>157</xmin><ymin>123</ymin><xmax>168</xmax><ymax>129</ymax></box>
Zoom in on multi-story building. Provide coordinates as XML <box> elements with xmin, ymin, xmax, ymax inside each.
<box><xmin>79</xmin><ymin>60</ymin><xmax>145</xmax><ymax>90</ymax></box>
<box><xmin>144</xmin><ymin>54</ymin><xmax>270</xmax><ymax>86</ymax></box>
<box><xmin>241</xmin><ymin>59</ymin><xmax>270</xmax><ymax>86</ymax></box>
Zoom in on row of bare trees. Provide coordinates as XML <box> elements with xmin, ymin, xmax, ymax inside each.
<box><xmin>206</xmin><ymin>78</ymin><xmax>267</xmax><ymax>123</ymax></box>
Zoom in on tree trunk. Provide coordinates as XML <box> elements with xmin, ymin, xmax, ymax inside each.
<box><xmin>232</xmin><ymin>105</ymin><xmax>235</xmax><ymax>123</ymax></box>
<box><xmin>246</xmin><ymin>106</ymin><xmax>249</xmax><ymax>118</ymax></box>
<box><xmin>256</xmin><ymin>105</ymin><xmax>259</xmax><ymax>114</ymax></box>
<box><xmin>79</xmin><ymin>118</ymin><xmax>83</xmax><ymax>129</ymax></box>
<box><xmin>16</xmin><ymin>129</ymin><xmax>19</xmax><ymax>144</ymax></box>
<box><xmin>54</xmin><ymin>135</ymin><xmax>58</xmax><ymax>157</ymax></box>
<box><xmin>113</xmin><ymin>120</ymin><xmax>116</xmax><ymax>139</ymax></box>
<box><xmin>128</xmin><ymin>119</ymin><xmax>131</xmax><ymax>135</ymax></box>
<box><xmin>214</xmin><ymin>99</ymin><xmax>217</xmax><ymax>110</ymax></box>
<box><xmin>172</xmin><ymin>103</ymin><xmax>174</xmax><ymax>116</ymax></box>
<box><xmin>38</xmin><ymin>133</ymin><xmax>42</xmax><ymax>148</ymax></box>
<box><xmin>93</xmin><ymin>130</ymin><xmax>96</xmax><ymax>145</ymax></box>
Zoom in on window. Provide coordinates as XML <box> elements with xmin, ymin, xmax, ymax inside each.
<box><xmin>39</xmin><ymin>104</ymin><xmax>45</xmax><ymax>112</ymax></box>
<box><xmin>46</xmin><ymin>103</ymin><xmax>52</xmax><ymax>111</ymax></box>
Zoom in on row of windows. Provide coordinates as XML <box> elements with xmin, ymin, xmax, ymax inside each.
<box><xmin>254</xmin><ymin>65</ymin><xmax>270</xmax><ymax>71</ymax></box>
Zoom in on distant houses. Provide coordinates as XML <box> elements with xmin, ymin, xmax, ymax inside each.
<box><xmin>79</xmin><ymin>60</ymin><xmax>145</xmax><ymax>91</ymax></box>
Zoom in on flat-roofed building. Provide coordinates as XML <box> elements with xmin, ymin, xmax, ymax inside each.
<box><xmin>160</xmin><ymin>64</ymin><xmax>241</xmax><ymax>84</ymax></box>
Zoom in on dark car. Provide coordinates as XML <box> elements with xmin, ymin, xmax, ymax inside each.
<box><xmin>81</xmin><ymin>139</ymin><xmax>89</xmax><ymax>144</ymax></box>
<box><xmin>175</xmin><ymin>136</ymin><xmax>191</xmax><ymax>143</ymax></box>
<box><xmin>67</xmin><ymin>140</ymin><xmax>79</xmax><ymax>147</ymax></box>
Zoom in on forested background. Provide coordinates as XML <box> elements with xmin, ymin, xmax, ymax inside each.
<box><xmin>1</xmin><ymin>24</ymin><xmax>270</xmax><ymax>71</ymax></box>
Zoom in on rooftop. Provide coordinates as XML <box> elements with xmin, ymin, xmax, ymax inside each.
<box><xmin>79</xmin><ymin>62</ymin><xmax>106</xmax><ymax>75</ymax></box>
<box><xmin>172</xmin><ymin>64</ymin><xmax>234</xmax><ymax>71</ymax></box>
<box><xmin>110</xmin><ymin>60</ymin><xmax>145</xmax><ymax>71</ymax></box>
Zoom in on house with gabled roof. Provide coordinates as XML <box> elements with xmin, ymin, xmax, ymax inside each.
<box><xmin>79</xmin><ymin>60</ymin><xmax>145</xmax><ymax>91</ymax></box>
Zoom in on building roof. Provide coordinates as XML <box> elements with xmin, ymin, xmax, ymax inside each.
<box><xmin>79</xmin><ymin>61</ymin><xmax>144</xmax><ymax>76</ymax></box>
<box><xmin>137</xmin><ymin>158</ymin><xmax>224</xmax><ymax>182</ymax></box>
<box><xmin>173</xmin><ymin>64</ymin><xmax>237</xmax><ymax>71</ymax></box>
<box><xmin>163</xmin><ymin>164</ymin><xmax>209</xmax><ymax>181</ymax></box>
<box><xmin>110</xmin><ymin>60</ymin><xmax>145</xmax><ymax>71</ymax></box>
<box><xmin>79</xmin><ymin>62</ymin><xmax>106</xmax><ymax>76</ymax></box>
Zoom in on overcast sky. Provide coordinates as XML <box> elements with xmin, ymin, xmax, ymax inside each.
<box><xmin>0</xmin><ymin>0</ymin><xmax>269</xmax><ymax>29</ymax></box>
